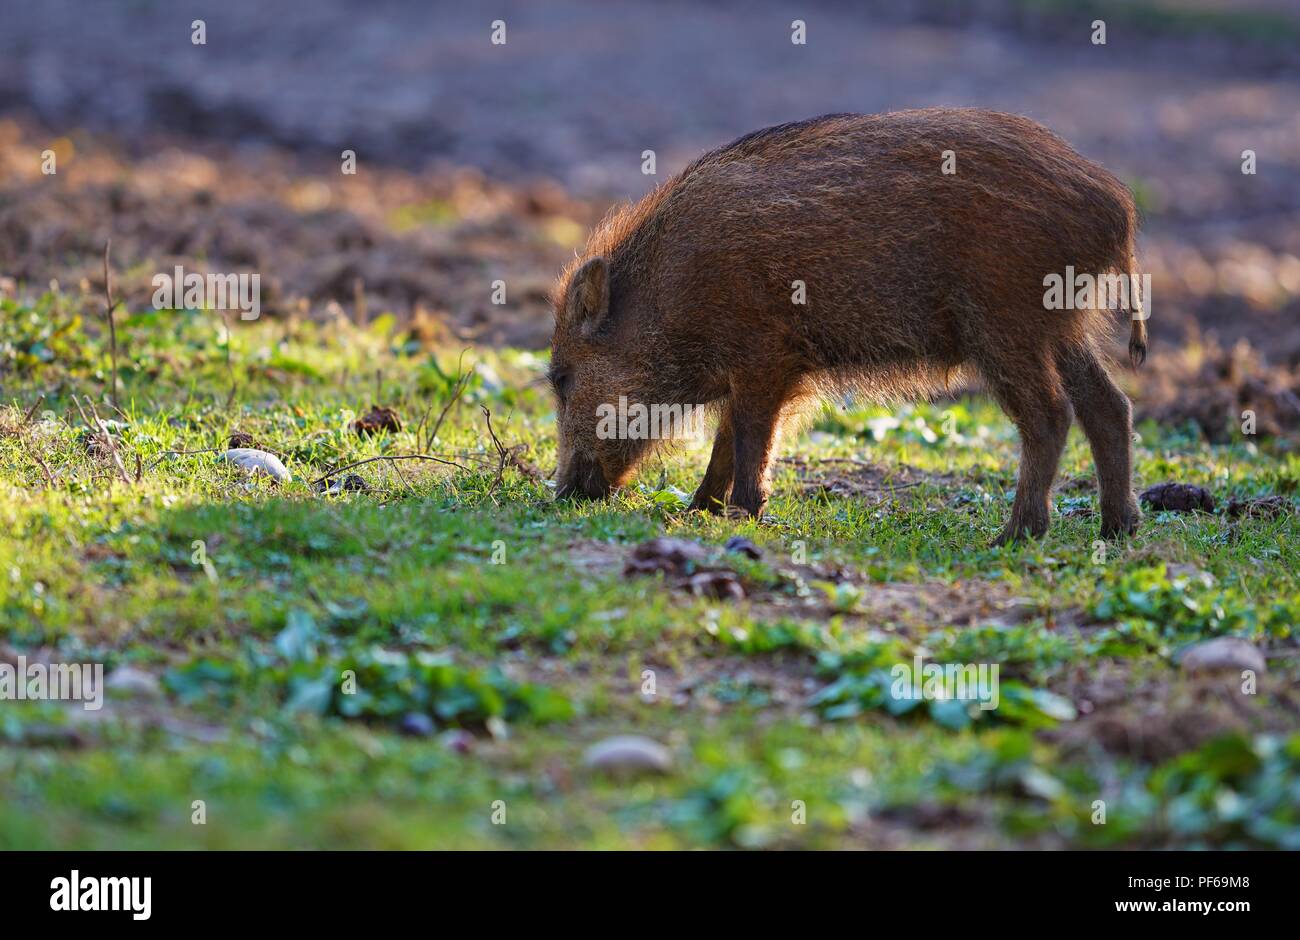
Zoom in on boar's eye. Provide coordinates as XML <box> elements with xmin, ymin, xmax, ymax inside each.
<box><xmin>550</xmin><ymin>368</ymin><xmax>574</xmax><ymax>401</ymax></box>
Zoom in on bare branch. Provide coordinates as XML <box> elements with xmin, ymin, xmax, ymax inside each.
<box><xmin>309</xmin><ymin>453</ymin><xmax>470</xmax><ymax>487</ymax></box>
<box><xmin>103</xmin><ymin>240</ymin><xmax>121</xmax><ymax>411</ymax></box>
<box><xmin>415</xmin><ymin>351</ymin><xmax>472</xmax><ymax>452</ymax></box>
<box><xmin>22</xmin><ymin>394</ymin><xmax>45</xmax><ymax>425</ymax></box>
<box><xmin>219</xmin><ymin>311</ymin><xmax>238</xmax><ymax>410</ymax></box>
<box><xmin>145</xmin><ymin>447</ymin><xmax>225</xmax><ymax>472</ymax></box>
<box><xmin>29</xmin><ymin>450</ymin><xmax>55</xmax><ymax>487</ymax></box>
<box><xmin>85</xmin><ymin>396</ymin><xmax>132</xmax><ymax>486</ymax></box>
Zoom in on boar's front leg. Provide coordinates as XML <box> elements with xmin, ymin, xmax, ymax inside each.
<box><xmin>727</xmin><ymin>392</ymin><xmax>786</xmax><ymax>519</ymax></box>
<box><xmin>689</xmin><ymin>404</ymin><xmax>734</xmax><ymax>513</ymax></box>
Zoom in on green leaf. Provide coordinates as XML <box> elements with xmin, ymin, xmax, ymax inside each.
<box><xmin>929</xmin><ymin>697</ymin><xmax>973</xmax><ymax>730</ymax></box>
<box><xmin>275</xmin><ymin>609</ymin><xmax>320</xmax><ymax>664</ymax></box>
<box><xmin>283</xmin><ymin>673</ymin><xmax>334</xmax><ymax>716</ymax></box>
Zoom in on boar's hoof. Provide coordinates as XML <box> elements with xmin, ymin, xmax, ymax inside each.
<box><xmin>1099</xmin><ymin>504</ymin><xmax>1141</xmax><ymax>540</ymax></box>
<box><xmin>555</xmin><ymin>477</ymin><xmax>611</xmax><ymax>501</ymax></box>
<box><xmin>991</xmin><ymin>519</ymin><xmax>1048</xmax><ymax>547</ymax></box>
<box><xmin>688</xmin><ymin>493</ymin><xmax>728</xmax><ymax>514</ymax></box>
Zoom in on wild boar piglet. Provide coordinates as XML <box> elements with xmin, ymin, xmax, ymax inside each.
<box><xmin>549</xmin><ymin>108</ymin><xmax>1146</xmax><ymax>543</ymax></box>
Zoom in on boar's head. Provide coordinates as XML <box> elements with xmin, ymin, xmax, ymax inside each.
<box><xmin>549</xmin><ymin>256</ymin><xmax>655</xmax><ymax>501</ymax></box>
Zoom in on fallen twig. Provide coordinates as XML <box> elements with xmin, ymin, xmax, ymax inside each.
<box><xmin>310</xmin><ymin>453</ymin><xmax>470</xmax><ymax>487</ymax></box>
<box><xmin>83</xmin><ymin>395</ymin><xmax>132</xmax><ymax>485</ymax></box>
<box><xmin>444</xmin><ymin>451</ymin><xmax>501</xmax><ymax>466</ymax></box>
<box><xmin>145</xmin><ymin>447</ymin><xmax>224</xmax><ymax>472</ymax></box>
<box><xmin>388</xmin><ymin>455</ymin><xmax>414</xmax><ymax>495</ymax></box>
<box><xmin>103</xmin><ymin>240</ymin><xmax>121</xmax><ymax>411</ymax></box>
<box><xmin>779</xmin><ymin>456</ymin><xmax>876</xmax><ymax>467</ymax></box>
<box><xmin>29</xmin><ymin>451</ymin><xmax>55</xmax><ymax>487</ymax></box>
<box><xmin>415</xmin><ymin>352</ymin><xmax>472</xmax><ymax>452</ymax></box>
<box><xmin>480</xmin><ymin>406</ymin><xmax>542</xmax><ymax>493</ymax></box>
<box><xmin>220</xmin><ymin>311</ymin><xmax>238</xmax><ymax>410</ymax></box>
<box><xmin>481</xmin><ymin>406</ymin><xmax>510</xmax><ymax>496</ymax></box>
<box><xmin>353</xmin><ymin>277</ymin><xmax>368</xmax><ymax>327</ymax></box>
<box><xmin>71</xmin><ymin>393</ymin><xmax>93</xmax><ymax>428</ymax></box>
<box><xmin>22</xmin><ymin>394</ymin><xmax>45</xmax><ymax>425</ymax></box>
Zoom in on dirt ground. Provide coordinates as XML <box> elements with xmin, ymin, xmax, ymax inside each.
<box><xmin>2</xmin><ymin>0</ymin><xmax>1299</xmax><ymax>434</ymax></box>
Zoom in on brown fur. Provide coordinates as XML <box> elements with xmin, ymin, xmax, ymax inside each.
<box><xmin>550</xmin><ymin>109</ymin><xmax>1145</xmax><ymax>542</ymax></box>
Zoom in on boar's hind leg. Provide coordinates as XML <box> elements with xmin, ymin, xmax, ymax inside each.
<box><xmin>690</xmin><ymin>405</ymin><xmax>734</xmax><ymax>513</ymax></box>
<box><xmin>1057</xmin><ymin>345</ymin><xmax>1140</xmax><ymax>538</ymax></box>
<box><xmin>985</xmin><ymin>363</ymin><xmax>1072</xmax><ymax>546</ymax></box>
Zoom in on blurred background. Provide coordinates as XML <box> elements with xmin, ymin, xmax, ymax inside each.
<box><xmin>2</xmin><ymin>0</ymin><xmax>1299</xmax><ymax>437</ymax></box>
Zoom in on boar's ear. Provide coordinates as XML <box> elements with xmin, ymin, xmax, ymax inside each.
<box><xmin>567</xmin><ymin>256</ymin><xmax>610</xmax><ymax>338</ymax></box>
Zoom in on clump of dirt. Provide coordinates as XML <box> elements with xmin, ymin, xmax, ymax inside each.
<box><xmin>76</xmin><ymin>418</ymin><xmax>128</xmax><ymax>460</ymax></box>
<box><xmin>854</xmin><ymin>804</ymin><xmax>1028</xmax><ymax>850</ymax></box>
<box><xmin>1140</xmin><ymin>482</ymin><xmax>1217</xmax><ymax>513</ymax></box>
<box><xmin>780</xmin><ymin>457</ymin><xmax>962</xmax><ymax>503</ymax></box>
<box><xmin>564</xmin><ymin>539</ymin><xmax>630</xmax><ymax>575</ymax></box>
<box><xmin>1055</xmin><ymin>475</ymin><xmax>1098</xmax><ymax>494</ymax></box>
<box><xmin>623</xmin><ymin>537</ymin><xmax>708</xmax><ymax>578</ymax></box>
<box><xmin>78</xmin><ymin>428</ymin><xmax>116</xmax><ymax>458</ymax></box>
<box><xmin>598</xmin><ymin>533</ymin><xmax>1055</xmax><ymax>633</ymax></box>
<box><xmin>503</xmin><ymin>446</ymin><xmax>544</xmax><ymax>482</ymax></box>
<box><xmin>1138</xmin><ymin>337</ymin><xmax>1300</xmax><ymax>443</ymax></box>
<box><xmin>1226</xmin><ymin>494</ymin><xmax>1294</xmax><ymax>519</ymax></box>
<box><xmin>642</xmin><ymin>656</ymin><xmax>819</xmax><ymax>715</ymax></box>
<box><xmin>752</xmin><ymin>573</ymin><xmax>1048</xmax><ymax>635</ymax></box>
<box><xmin>312</xmin><ymin>473</ymin><xmax>370</xmax><ymax>496</ymax></box>
<box><xmin>227</xmin><ymin>430</ymin><xmax>257</xmax><ymax>449</ymax></box>
<box><xmin>681</xmin><ymin>570</ymin><xmax>745</xmax><ymax>601</ymax></box>
<box><xmin>1049</xmin><ymin>662</ymin><xmax>1300</xmax><ymax>763</ymax></box>
<box><xmin>352</xmin><ymin>405</ymin><xmax>402</xmax><ymax>437</ymax></box>
<box><xmin>623</xmin><ymin>537</ymin><xmax>746</xmax><ymax>600</ymax></box>
<box><xmin>723</xmin><ymin>536</ymin><xmax>762</xmax><ymax>560</ymax></box>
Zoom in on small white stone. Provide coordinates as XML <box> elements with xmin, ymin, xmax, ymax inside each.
<box><xmin>582</xmin><ymin>735</ymin><xmax>673</xmax><ymax>777</ymax></box>
<box><xmin>105</xmin><ymin>665</ymin><xmax>162</xmax><ymax>699</ymax></box>
<box><xmin>221</xmin><ymin>448</ymin><xmax>291</xmax><ymax>483</ymax></box>
<box><xmin>1179</xmin><ymin>637</ymin><xmax>1265</xmax><ymax>676</ymax></box>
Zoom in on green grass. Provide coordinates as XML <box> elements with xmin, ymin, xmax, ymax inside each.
<box><xmin>1</xmin><ymin>291</ymin><xmax>1298</xmax><ymax>849</ymax></box>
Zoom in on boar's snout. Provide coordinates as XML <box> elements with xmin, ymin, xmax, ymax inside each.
<box><xmin>555</xmin><ymin>452</ymin><xmax>611</xmax><ymax>501</ymax></box>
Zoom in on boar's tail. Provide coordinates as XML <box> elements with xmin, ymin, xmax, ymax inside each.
<box><xmin>1125</xmin><ymin>255</ymin><xmax>1147</xmax><ymax>369</ymax></box>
